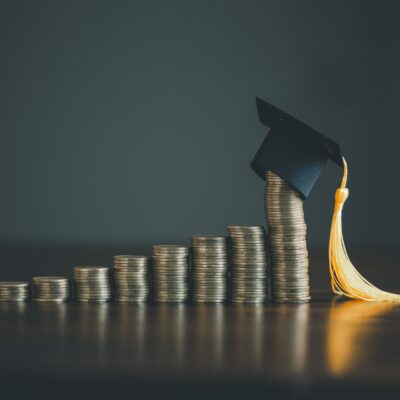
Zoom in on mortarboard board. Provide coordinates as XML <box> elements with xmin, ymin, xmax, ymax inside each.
<box><xmin>251</xmin><ymin>97</ymin><xmax>343</xmax><ymax>199</ymax></box>
<box><xmin>252</xmin><ymin>96</ymin><xmax>400</xmax><ymax>303</ymax></box>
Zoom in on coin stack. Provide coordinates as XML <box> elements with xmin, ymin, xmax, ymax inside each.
<box><xmin>33</xmin><ymin>276</ymin><xmax>71</xmax><ymax>302</ymax></box>
<box><xmin>152</xmin><ymin>245</ymin><xmax>189</xmax><ymax>302</ymax></box>
<box><xmin>113</xmin><ymin>255</ymin><xmax>150</xmax><ymax>302</ymax></box>
<box><xmin>0</xmin><ymin>281</ymin><xmax>31</xmax><ymax>302</ymax></box>
<box><xmin>227</xmin><ymin>225</ymin><xmax>268</xmax><ymax>303</ymax></box>
<box><xmin>265</xmin><ymin>171</ymin><xmax>310</xmax><ymax>303</ymax></box>
<box><xmin>73</xmin><ymin>266</ymin><xmax>112</xmax><ymax>302</ymax></box>
<box><xmin>191</xmin><ymin>236</ymin><xmax>228</xmax><ymax>303</ymax></box>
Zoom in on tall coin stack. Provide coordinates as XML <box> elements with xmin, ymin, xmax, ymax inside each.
<box><xmin>265</xmin><ymin>171</ymin><xmax>310</xmax><ymax>303</ymax></box>
<box><xmin>227</xmin><ymin>225</ymin><xmax>268</xmax><ymax>303</ymax></box>
<box><xmin>33</xmin><ymin>276</ymin><xmax>71</xmax><ymax>302</ymax></box>
<box><xmin>113</xmin><ymin>255</ymin><xmax>150</xmax><ymax>302</ymax></box>
<box><xmin>191</xmin><ymin>236</ymin><xmax>228</xmax><ymax>303</ymax></box>
<box><xmin>0</xmin><ymin>281</ymin><xmax>31</xmax><ymax>302</ymax></box>
<box><xmin>73</xmin><ymin>266</ymin><xmax>112</xmax><ymax>302</ymax></box>
<box><xmin>152</xmin><ymin>245</ymin><xmax>189</xmax><ymax>302</ymax></box>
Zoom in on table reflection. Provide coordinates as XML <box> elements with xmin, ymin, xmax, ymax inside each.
<box><xmin>272</xmin><ymin>303</ymin><xmax>310</xmax><ymax>377</ymax></box>
<box><xmin>326</xmin><ymin>299</ymin><xmax>394</xmax><ymax>376</ymax></box>
<box><xmin>0</xmin><ymin>301</ymin><xmax>315</xmax><ymax>379</ymax></box>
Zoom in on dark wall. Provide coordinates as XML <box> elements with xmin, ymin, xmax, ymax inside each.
<box><xmin>1</xmin><ymin>0</ymin><xmax>399</xmax><ymax>248</ymax></box>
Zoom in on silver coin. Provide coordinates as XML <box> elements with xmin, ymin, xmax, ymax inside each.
<box><xmin>192</xmin><ymin>291</ymin><xmax>228</xmax><ymax>296</ymax></box>
<box><xmin>0</xmin><ymin>298</ymin><xmax>30</xmax><ymax>302</ymax></box>
<box><xmin>153</xmin><ymin>282</ymin><xmax>188</xmax><ymax>288</ymax></box>
<box><xmin>33</xmin><ymin>276</ymin><xmax>69</xmax><ymax>282</ymax></box>
<box><xmin>113</xmin><ymin>272</ymin><xmax>148</xmax><ymax>277</ymax></box>
<box><xmin>153</xmin><ymin>265</ymin><xmax>188</xmax><ymax>270</ymax></box>
<box><xmin>192</xmin><ymin>281</ymin><xmax>228</xmax><ymax>287</ymax></box>
<box><xmin>227</xmin><ymin>224</ymin><xmax>265</xmax><ymax>231</ymax></box>
<box><xmin>154</xmin><ymin>293</ymin><xmax>188</xmax><ymax>298</ymax></box>
<box><xmin>152</xmin><ymin>258</ymin><xmax>188</xmax><ymax>264</ymax></box>
<box><xmin>232</xmin><ymin>257</ymin><xmax>267</xmax><ymax>264</ymax></box>
<box><xmin>195</xmin><ymin>274</ymin><xmax>228</xmax><ymax>279</ymax></box>
<box><xmin>0</xmin><ymin>281</ymin><xmax>30</xmax><ymax>288</ymax></box>
<box><xmin>33</xmin><ymin>284</ymin><xmax>71</xmax><ymax>290</ymax></box>
<box><xmin>33</xmin><ymin>297</ymin><xmax>68</xmax><ymax>303</ymax></box>
<box><xmin>153</xmin><ymin>264</ymin><xmax>188</xmax><ymax>270</ymax></box>
<box><xmin>114</xmin><ymin>264</ymin><xmax>148</xmax><ymax>270</ymax></box>
<box><xmin>114</xmin><ymin>286</ymin><xmax>150</xmax><ymax>292</ymax></box>
<box><xmin>192</xmin><ymin>271</ymin><xmax>228</xmax><ymax>276</ymax></box>
<box><xmin>231</xmin><ymin>298</ymin><xmax>265</xmax><ymax>304</ymax></box>
<box><xmin>193</xmin><ymin>266</ymin><xmax>228</xmax><ymax>271</ymax></box>
<box><xmin>192</xmin><ymin>235</ymin><xmax>227</xmax><ymax>242</ymax></box>
<box><xmin>75</xmin><ymin>298</ymin><xmax>111</xmax><ymax>303</ymax></box>
<box><xmin>74</xmin><ymin>266</ymin><xmax>110</xmax><ymax>272</ymax></box>
<box><xmin>272</xmin><ymin>265</ymin><xmax>309</xmax><ymax>271</ymax></box>
<box><xmin>192</xmin><ymin>246</ymin><xmax>227</xmax><ymax>256</ymax></box>
<box><xmin>114</xmin><ymin>254</ymin><xmax>148</xmax><ymax>260</ymax></box>
<box><xmin>192</xmin><ymin>272</ymin><xmax>228</xmax><ymax>277</ymax></box>
<box><xmin>273</xmin><ymin>287</ymin><xmax>310</xmax><ymax>293</ymax></box>
<box><xmin>115</xmin><ymin>297</ymin><xmax>149</xmax><ymax>302</ymax></box>
<box><xmin>273</xmin><ymin>298</ymin><xmax>310</xmax><ymax>304</ymax></box>
<box><xmin>272</xmin><ymin>277</ymin><xmax>309</xmax><ymax>284</ymax></box>
<box><xmin>152</xmin><ymin>273</ymin><xmax>188</xmax><ymax>279</ymax></box>
<box><xmin>114</xmin><ymin>277</ymin><xmax>149</xmax><ymax>283</ymax></box>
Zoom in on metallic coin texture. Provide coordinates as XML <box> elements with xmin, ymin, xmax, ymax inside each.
<box><xmin>32</xmin><ymin>276</ymin><xmax>71</xmax><ymax>302</ymax></box>
<box><xmin>226</xmin><ymin>225</ymin><xmax>269</xmax><ymax>303</ymax></box>
<box><xmin>191</xmin><ymin>235</ymin><xmax>228</xmax><ymax>303</ymax></box>
<box><xmin>73</xmin><ymin>266</ymin><xmax>112</xmax><ymax>302</ymax></box>
<box><xmin>0</xmin><ymin>281</ymin><xmax>31</xmax><ymax>302</ymax></box>
<box><xmin>152</xmin><ymin>245</ymin><xmax>189</xmax><ymax>302</ymax></box>
<box><xmin>113</xmin><ymin>255</ymin><xmax>150</xmax><ymax>302</ymax></box>
<box><xmin>265</xmin><ymin>171</ymin><xmax>310</xmax><ymax>303</ymax></box>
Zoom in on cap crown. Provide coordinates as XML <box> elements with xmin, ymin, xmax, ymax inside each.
<box><xmin>251</xmin><ymin>97</ymin><xmax>343</xmax><ymax>199</ymax></box>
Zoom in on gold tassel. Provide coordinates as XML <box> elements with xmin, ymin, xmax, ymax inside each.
<box><xmin>329</xmin><ymin>158</ymin><xmax>400</xmax><ymax>302</ymax></box>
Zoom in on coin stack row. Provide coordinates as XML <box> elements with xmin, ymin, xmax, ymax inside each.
<box><xmin>1</xmin><ymin>230</ymin><xmax>273</xmax><ymax>304</ymax></box>
<box><xmin>191</xmin><ymin>236</ymin><xmax>228</xmax><ymax>303</ymax></box>
<box><xmin>265</xmin><ymin>171</ymin><xmax>310</xmax><ymax>303</ymax></box>
<box><xmin>0</xmin><ymin>281</ymin><xmax>31</xmax><ymax>302</ymax></box>
<box><xmin>152</xmin><ymin>245</ymin><xmax>189</xmax><ymax>302</ymax></box>
<box><xmin>33</xmin><ymin>276</ymin><xmax>71</xmax><ymax>302</ymax></box>
<box><xmin>113</xmin><ymin>255</ymin><xmax>150</xmax><ymax>302</ymax></box>
<box><xmin>73</xmin><ymin>266</ymin><xmax>112</xmax><ymax>302</ymax></box>
<box><xmin>227</xmin><ymin>225</ymin><xmax>268</xmax><ymax>303</ymax></box>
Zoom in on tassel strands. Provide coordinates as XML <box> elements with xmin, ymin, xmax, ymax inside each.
<box><xmin>329</xmin><ymin>158</ymin><xmax>400</xmax><ymax>302</ymax></box>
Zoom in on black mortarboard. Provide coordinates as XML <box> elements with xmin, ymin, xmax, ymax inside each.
<box><xmin>251</xmin><ymin>97</ymin><xmax>343</xmax><ymax>198</ymax></box>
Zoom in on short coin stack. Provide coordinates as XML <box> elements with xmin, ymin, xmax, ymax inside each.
<box><xmin>33</xmin><ymin>276</ymin><xmax>71</xmax><ymax>302</ymax></box>
<box><xmin>191</xmin><ymin>236</ymin><xmax>228</xmax><ymax>303</ymax></box>
<box><xmin>265</xmin><ymin>171</ymin><xmax>310</xmax><ymax>303</ymax></box>
<box><xmin>0</xmin><ymin>281</ymin><xmax>31</xmax><ymax>302</ymax></box>
<box><xmin>113</xmin><ymin>255</ymin><xmax>150</xmax><ymax>302</ymax></box>
<box><xmin>73</xmin><ymin>266</ymin><xmax>112</xmax><ymax>302</ymax></box>
<box><xmin>227</xmin><ymin>225</ymin><xmax>268</xmax><ymax>303</ymax></box>
<box><xmin>152</xmin><ymin>245</ymin><xmax>189</xmax><ymax>302</ymax></box>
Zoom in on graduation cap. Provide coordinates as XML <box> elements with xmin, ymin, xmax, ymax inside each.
<box><xmin>251</xmin><ymin>97</ymin><xmax>343</xmax><ymax>199</ymax></box>
<box><xmin>252</xmin><ymin>97</ymin><xmax>400</xmax><ymax>303</ymax></box>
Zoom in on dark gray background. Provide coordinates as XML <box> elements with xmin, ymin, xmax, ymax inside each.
<box><xmin>1</xmin><ymin>0</ymin><xmax>399</xmax><ymax>251</ymax></box>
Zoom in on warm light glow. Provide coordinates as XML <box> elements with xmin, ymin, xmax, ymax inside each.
<box><xmin>327</xmin><ymin>300</ymin><xmax>392</xmax><ymax>375</ymax></box>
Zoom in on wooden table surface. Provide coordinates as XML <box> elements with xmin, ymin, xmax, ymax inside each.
<box><xmin>1</xmin><ymin>247</ymin><xmax>400</xmax><ymax>399</ymax></box>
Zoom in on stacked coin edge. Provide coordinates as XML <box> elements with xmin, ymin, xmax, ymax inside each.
<box><xmin>265</xmin><ymin>171</ymin><xmax>310</xmax><ymax>303</ymax></box>
<box><xmin>73</xmin><ymin>266</ymin><xmax>112</xmax><ymax>302</ymax></box>
<box><xmin>227</xmin><ymin>225</ymin><xmax>268</xmax><ymax>303</ymax></box>
<box><xmin>152</xmin><ymin>245</ymin><xmax>189</xmax><ymax>302</ymax></box>
<box><xmin>0</xmin><ymin>281</ymin><xmax>31</xmax><ymax>302</ymax></box>
<box><xmin>113</xmin><ymin>255</ymin><xmax>150</xmax><ymax>302</ymax></box>
<box><xmin>33</xmin><ymin>276</ymin><xmax>71</xmax><ymax>302</ymax></box>
<box><xmin>191</xmin><ymin>236</ymin><xmax>228</xmax><ymax>303</ymax></box>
